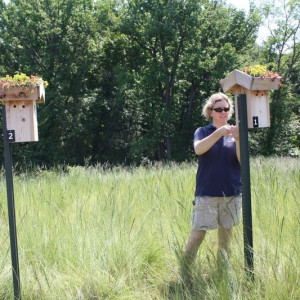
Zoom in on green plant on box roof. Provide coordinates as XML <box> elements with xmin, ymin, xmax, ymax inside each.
<box><xmin>0</xmin><ymin>73</ymin><xmax>48</xmax><ymax>89</ymax></box>
<box><xmin>241</xmin><ymin>64</ymin><xmax>284</xmax><ymax>85</ymax></box>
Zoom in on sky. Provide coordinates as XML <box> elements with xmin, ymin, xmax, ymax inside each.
<box><xmin>226</xmin><ymin>0</ymin><xmax>251</xmax><ymax>12</ymax></box>
<box><xmin>2</xmin><ymin>0</ymin><xmax>276</xmax><ymax>44</ymax></box>
<box><xmin>226</xmin><ymin>0</ymin><xmax>271</xmax><ymax>44</ymax></box>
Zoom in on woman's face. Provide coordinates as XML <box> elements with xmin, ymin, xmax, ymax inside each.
<box><xmin>210</xmin><ymin>99</ymin><xmax>230</xmax><ymax>127</ymax></box>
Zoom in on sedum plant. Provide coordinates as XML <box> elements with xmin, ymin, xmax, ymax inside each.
<box><xmin>0</xmin><ymin>73</ymin><xmax>48</xmax><ymax>89</ymax></box>
<box><xmin>241</xmin><ymin>64</ymin><xmax>283</xmax><ymax>84</ymax></box>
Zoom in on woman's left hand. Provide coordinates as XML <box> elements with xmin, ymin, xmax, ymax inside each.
<box><xmin>229</xmin><ymin>125</ymin><xmax>239</xmax><ymax>141</ymax></box>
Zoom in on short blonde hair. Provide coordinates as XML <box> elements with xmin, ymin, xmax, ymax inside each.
<box><xmin>202</xmin><ymin>92</ymin><xmax>234</xmax><ymax>121</ymax></box>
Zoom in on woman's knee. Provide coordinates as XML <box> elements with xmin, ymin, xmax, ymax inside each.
<box><xmin>190</xmin><ymin>230</ymin><xmax>206</xmax><ymax>244</ymax></box>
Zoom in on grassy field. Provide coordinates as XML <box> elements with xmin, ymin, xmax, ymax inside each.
<box><xmin>0</xmin><ymin>157</ymin><xmax>299</xmax><ymax>299</ymax></box>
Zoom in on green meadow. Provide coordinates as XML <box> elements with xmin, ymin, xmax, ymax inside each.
<box><xmin>0</xmin><ymin>157</ymin><xmax>299</xmax><ymax>299</ymax></box>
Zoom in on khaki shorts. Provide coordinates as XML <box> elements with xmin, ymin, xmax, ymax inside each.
<box><xmin>191</xmin><ymin>196</ymin><xmax>242</xmax><ymax>231</ymax></box>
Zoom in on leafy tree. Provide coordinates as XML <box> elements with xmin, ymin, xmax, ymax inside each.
<box><xmin>0</xmin><ymin>0</ymin><xmax>112</xmax><ymax>165</ymax></box>
<box><xmin>2</xmin><ymin>0</ymin><xmax>297</xmax><ymax>166</ymax></box>
<box><xmin>112</xmin><ymin>0</ymin><xmax>260</xmax><ymax>163</ymax></box>
<box><xmin>248</xmin><ymin>0</ymin><xmax>300</xmax><ymax>157</ymax></box>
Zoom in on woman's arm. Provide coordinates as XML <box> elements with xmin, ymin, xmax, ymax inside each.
<box><xmin>194</xmin><ymin>125</ymin><xmax>231</xmax><ymax>156</ymax></box>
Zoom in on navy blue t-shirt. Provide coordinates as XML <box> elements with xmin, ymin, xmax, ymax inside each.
<box><xmin>194</xmin><ymin>124</ymin><xmax>241</xmax><ymax>197</ymax></box>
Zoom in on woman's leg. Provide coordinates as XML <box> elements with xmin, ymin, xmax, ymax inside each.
<box><xmin>180</xmin><ymin>230</ymin><xmax>206</xmax><ymax>284</ymax></box>
<box><xmin>185</xmin><ymin>230</ymin><xmax>206</xmax><ymax>260</ymax></box>
<box><xmin>217</xmin><ymin>227</ymin><xmax>232</xmax><ymax>262</ymax></box>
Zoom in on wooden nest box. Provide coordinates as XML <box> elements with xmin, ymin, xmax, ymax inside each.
<box><xmin>1</xmin><ymin>83</ymin><xmax>45</xmax><ymax>142</ymax></box>
<box><xmin>220</xmin><ymin>69</ymin><xmax>282</xmax><ymax>128</ymax></box>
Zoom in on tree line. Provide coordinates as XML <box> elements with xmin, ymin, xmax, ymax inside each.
<box><xmin>0</xmin><ymin>0</ymin><xmax>299</xmax><ymax>167</ymax></box>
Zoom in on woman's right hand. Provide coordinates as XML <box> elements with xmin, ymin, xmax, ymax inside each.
<box><xmin>218</xmin><ymin>125</ymin><xmax>232</xmax><ymax>137</ymax></box>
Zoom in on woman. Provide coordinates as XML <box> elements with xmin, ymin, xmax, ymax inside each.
<box><xmin>182</xmin><ymin>92</ymin><xmax>242</xmax><ymax>281</ymax></box>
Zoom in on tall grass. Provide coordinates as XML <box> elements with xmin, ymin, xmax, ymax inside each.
<box><xmin>0</xmin><ymin>157</ymin><xmax>299</xmax><ymax>299</ymax></box>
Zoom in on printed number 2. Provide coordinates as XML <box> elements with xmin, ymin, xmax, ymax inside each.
<box><xmin>7</xmin><ymin>130</ymin><xmax>15</xmax><ymax>142</ymax></box>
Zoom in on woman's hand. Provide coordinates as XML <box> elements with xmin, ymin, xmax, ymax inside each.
<box><xmin>228</xmin><ymin>125</ymin><xmax>240</xmax><ymax>162</ymax></box>
<box><xmin>217</xmin><ymin>125</ymin><xmax>233</xmax><ymax>137</ymax></box>
<box><xmin>229</xmin><ymin>125</ymin><xmax>239</xmax><ymax>141</ymax></box>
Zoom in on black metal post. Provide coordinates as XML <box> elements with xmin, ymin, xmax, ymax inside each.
<box><xmin>2</xmin><ymin>107</ymin><xmax>21</xmax><ymax>299</ymax></box>
<box><xmin>237</xmin><ymin>94</ymin><xmax>254</xmax><ymax>277</ymax></box>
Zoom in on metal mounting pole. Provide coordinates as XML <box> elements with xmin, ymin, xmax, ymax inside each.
<box><xmin>2</xmin><ymin>106</ymin><xmax>21</xmax><ymax>299</ymax></box>
<box><xmin>237</xmin><ymin>94</ymin><xmax>254</xmax><ymax>277</ymax></box>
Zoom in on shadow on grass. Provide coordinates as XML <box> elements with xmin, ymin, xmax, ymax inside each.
<box><xmin>161</xmin><ymin>258</ymin><xmax>240</xmax><ymax>300</ymax></box>
<box><xmin>162</xmin><ymin>272</ymin><xmax>210</xmax><ymax>300</ymax></box>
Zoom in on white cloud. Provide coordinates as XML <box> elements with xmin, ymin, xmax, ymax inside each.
<box><xmin>226</xmin><ymin>0</ymin><xmax>271</xmax><ymax>44</ymax></box>
<box><xmin>226</xmin><ymin>0</ymin><xmax>250</xmax><ymax>12</ymax></box>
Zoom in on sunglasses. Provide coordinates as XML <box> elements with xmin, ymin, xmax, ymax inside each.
<box><xmin>211</xmin><ymin>107</ymin><xmax>230</xmax><ymax>113</ymax></box>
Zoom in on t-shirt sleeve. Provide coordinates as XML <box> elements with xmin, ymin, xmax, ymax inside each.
<box><xmin>193</xmin><ymin>127</ymin><xmax>205</xmax><ymax>142</ymax></box>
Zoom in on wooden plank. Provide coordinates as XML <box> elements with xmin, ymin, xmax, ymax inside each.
<box><xmin>0</xmin><ymin>84</ymin><xmax>45</xmax><ymax>103</ymax></box>
<box><xmin>220</xmin><ymin>70</ymin><xmax>237</xmax><ymax>93</ymax></box>
<box><xmin>252</xmin><ymin>78</ymin><xmax>281</xmax><ymax>90</ymax></box>
<box><xmin>234</xmin><ymin>90</ymin><xmax>270</xmax><ymax>128</ymax></box>
<box><xmin>220</xmin><ymin>69</ymin><xmax>281</xmax><ymax>93</ymax></box>
<box><xmin>220</xmin><ymin>70</ymin><xmax>252</xmax><ymax>92</ymax></box>
<box><xmin>5</xmin><ymin>100</ymin><xmax>38</xmax><ymax>142</ymax></box>
<box><xmin>247</xmin><ymin>91</ymin><xmax>270</xmax><ymax>128</ymax></box>
<box><xmin>234</xmin><ymin>70</ymin><xmax>253</xmax><ymax>90</ymax></box>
